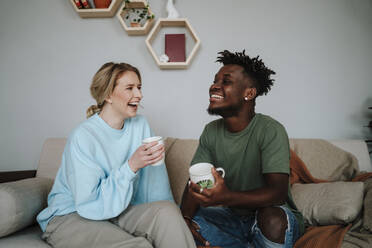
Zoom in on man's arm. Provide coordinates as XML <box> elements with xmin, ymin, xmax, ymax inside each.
<box><xmin>226</xmin><ymin>173</ymin><xmax>288</xmax><ymax>208</ymax></box>
<box><xmin>188</xmin><ymin>168</ymin><xmax>288</xmax><ymax>208</ymax></box>
<box><xmin>180</xmin><ymin>183</ymin><xmax>199</xmax><ymax>217</ymax></box>
<box><xmin>181</xmin><ymin>124</ymin><xmax>214</xmax><ymax>214</ymax></box>
<box><xmin>180</xmin><ymin>181</ymin><xmax>213</xmax><ymax>246</ymax></box>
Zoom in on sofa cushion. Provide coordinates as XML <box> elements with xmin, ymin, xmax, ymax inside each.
<box><xmin>0</xmin><ymin>225</ymin><xmax>50</xmax><ymax>248</ymax></box>
<box><xmin>164</xmin><ymin>138</ymin><xmax>198</xmax><ymax>205</ymax></box>
<box><xmin>289</xmin><ymin>139</ymin><xmax>359</xmax><ymax>181</ymax></box>
<box><xmin>0</xmin><ymin>177</ymin><xmax>53</xmax><ymax>238</ymax></box>
<box><xmin>363</xmin><ymin>177</ymin><xmax>372</xmax><ymax>232</ymax></box>
<box><xmin>291</xmin><ymin>182</ymin><xmax>364</xmax><ymax>226</ymax></box>
<box><xmin>329</xmin><ymin>140</ymin><xmax>372</xmax><ymax>173</ymax></box>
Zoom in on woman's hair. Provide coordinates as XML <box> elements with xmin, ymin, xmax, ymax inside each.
<box><xmin>86</xmin><ymin>62</ymin><xmax>141</xmax><ymax>118</ymax></box>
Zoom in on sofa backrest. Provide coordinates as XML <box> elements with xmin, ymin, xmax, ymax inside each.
<box><xmin>36</xmin><ymin>137</ymin><xmax>371</xmax><ymax>205</ymax></box>
<box><xmin>36</xmin><ymin>138</ymin><xmax>67</xmax><ymax>179</ymax></box>
<box><xmin>164</xmin><ymin>138</ymin><xmax>198</xmax><ymax>204</ymax></box>
<box><xmin>35</xmin><ymin>137</ymin><xmax>197</xmax><ymax>204</ymax></box>
<box><xmin>328</xmin><ymin>139</ymin><xmax>371</xmax><ymax>173</ymax></box>
<box><xmin>289</xmin><ymin>139</ymin><xmax>361</xmax><ymax>181</ymax></box>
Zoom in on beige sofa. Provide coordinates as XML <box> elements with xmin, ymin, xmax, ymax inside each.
<box><xmin>0</xmin><ymin>137</ymin><xmax>371</xmax><ymax>247</ymax></box>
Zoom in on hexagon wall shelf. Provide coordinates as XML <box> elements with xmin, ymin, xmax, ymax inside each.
<box><xmin>145</xmin><ymin>18</ymin><xmax>201</xmax><ymax>69</ymax></box>
<box><xmin>70</xmin><ymin>0</ymin><xmax>123</xmax><ymax>18</ymax></box>
<box><xmin>117</xmin><ymin>0</ymin><xmax>155</xmax><ymax>36</ymax></box>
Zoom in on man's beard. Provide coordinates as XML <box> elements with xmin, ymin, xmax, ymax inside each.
<box><xmin>207</xmin><ymin>102</ymin><xmax>242</xmax><ymax>118</ymax></box>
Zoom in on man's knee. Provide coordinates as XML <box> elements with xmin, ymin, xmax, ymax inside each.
<box><xmin>257</xmin><ymin>207</ymin><xmax>288</xmax><ymax>244</ymax></box>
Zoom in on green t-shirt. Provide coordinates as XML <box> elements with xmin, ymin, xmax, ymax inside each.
<box><xmin>191</xmin><ymin>113</ymin><xmax>304</xmax><ymax>235</ymax></box>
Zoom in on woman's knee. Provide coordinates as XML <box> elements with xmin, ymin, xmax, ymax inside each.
<box><xmin>154</xmin><ymin>201</ymin><xmax>181</xmax><ymax>217</ymax></box>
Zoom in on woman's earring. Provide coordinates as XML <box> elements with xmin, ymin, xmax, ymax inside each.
<box><xmin>244</xmin><ymin>96</ymin><xmax>248</xmax><ymax>101</ymax></box>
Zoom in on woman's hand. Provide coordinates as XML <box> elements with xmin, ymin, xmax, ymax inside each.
<box><xmin>128</xmin><ymin>141</ymin><xmax>164</xmax><ymax>173</ymax></box>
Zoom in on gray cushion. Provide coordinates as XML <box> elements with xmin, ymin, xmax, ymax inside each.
<box><xmin>0</xmin><ymin>225</ymin><xmax>50</xmax><ymax>248</ymax></box>
<box><xmin>292</xmin><ymin>182</ymin><xmax>364</xmax><ymax>226</ymax></box>
<box><xmin>363</xmin><ymin>178</ymin><xmax>372</xmax><ymax>232</ymax></box>
<box><xmin>0</xmin><ymin>177</ymin><xmax>53</xmax><ymax>238</ymax></box>
<box><xmin>289</xmin><ymin>139</ymin><xmax>359</xmax><ymax>181</ymax></box>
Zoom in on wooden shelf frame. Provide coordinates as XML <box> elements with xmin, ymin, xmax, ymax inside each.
<box><xmin>145</xmin><ymin>18</ymin><xmax>201</xmax><ymax>69</ymax></box>
<box><xmin>117</xmin><ymin>0</ymin><xmax>155</xmax><ymax>36</ymax></box>
<box><xmin>70</xmin><ymin>0</ymin><xmax>123</xmax><ymax>18</ymax></box>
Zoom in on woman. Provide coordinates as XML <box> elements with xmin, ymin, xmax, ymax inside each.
<box><xmin>37</xmin><ymin>62</ymin><xmax>195</xmax><ymax>248</ymax></box>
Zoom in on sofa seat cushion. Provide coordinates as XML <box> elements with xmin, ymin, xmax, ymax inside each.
<box><xmin>291</xmin><ymin>182</ymin><xmax>364</xmax><ymax>226</ymax></box>
<box><xmin>0</xmin><ymin>225</ymin><xmax>50</xmax><ymax>248</ymax></box>
<box><xmin>0</xmin><ymin>177</ymin><xmax>53</xmax><ymax>238</ymax></box>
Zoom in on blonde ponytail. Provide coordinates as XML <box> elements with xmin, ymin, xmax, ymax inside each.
<box><xmin>86</xmin><ymin>104</ymin><xmax>101</xmax><ymax>118</ymax></box>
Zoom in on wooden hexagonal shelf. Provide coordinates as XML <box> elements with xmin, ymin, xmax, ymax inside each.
<box><xmin>117</xmin><ymin>0</ymin><xmax>155</xmax><ymax>36</ymax></box>
<box><xmin>70</xmin><ymin>0</ymin><xmax>123</xmax><ymax>18</ymax></box>
<box><xmin>145</xmin><ymin>18</ymin><xmax>201</xmax><ymax>69</ymax></box>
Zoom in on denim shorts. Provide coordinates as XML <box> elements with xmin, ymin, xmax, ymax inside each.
<box><xmin>192</xmin><ymin>206</ymin><xmax>300</xmax><ymax>248</ymax></box>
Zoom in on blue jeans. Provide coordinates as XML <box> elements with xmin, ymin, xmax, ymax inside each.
<box><xmin>192</xmin><ymin>206</ymin><xmax>300</xmax><ymax>248</ymax></box>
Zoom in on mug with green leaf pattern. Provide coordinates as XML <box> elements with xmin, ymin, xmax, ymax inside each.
<box><xmin>189</xmin><ymin>163</ymin><xmax>225</xmax><ymax>189</ymax></box>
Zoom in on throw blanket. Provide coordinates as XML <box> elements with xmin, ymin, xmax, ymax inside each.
<box><xmin>290</xmin><ymin>149</ymin><xmax>372</xmax><ymax>248</ymax></box>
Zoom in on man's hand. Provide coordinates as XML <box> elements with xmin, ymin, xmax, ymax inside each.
<box><xmin>189</xmin><ymin>168</ymin><xmax>231</xmax><ymax>207</ymax></box>
<box><xmin>182</xmin><ymin>168</ymin><xmax>226</xmax><ymax>247</ymax></box>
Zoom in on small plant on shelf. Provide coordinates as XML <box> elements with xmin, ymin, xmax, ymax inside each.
<box><xmin>123</xmin><ymin>0</ymin><xmax>154</xmax><ymax>27</ymax></box>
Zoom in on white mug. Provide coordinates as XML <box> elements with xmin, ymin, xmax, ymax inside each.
<box><xmin>142</xmin><ymin>136</ymin><xmax>165</xmax><ymax>166</ymax></box>
<box><xmin>189</xmin><ymin>162</ymin><xmax>225</xmax><ymax>189</ymax></box>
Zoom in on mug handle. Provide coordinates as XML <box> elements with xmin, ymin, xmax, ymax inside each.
<box><xmin>216</xmin><ymin>167</ymin><xmax>225</xmax><ymax>178</ymax></box>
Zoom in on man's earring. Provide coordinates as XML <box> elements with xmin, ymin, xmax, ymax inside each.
<box><xmin>244</xmin><ymin>96</ymin><xmax>248</xmax><ymax>101</ymax></box>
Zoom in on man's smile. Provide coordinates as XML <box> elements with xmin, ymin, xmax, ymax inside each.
<box><xmin>209</xmin><ymin>94</ymin><xmax>224</xmax><ymax>102</ymax></box>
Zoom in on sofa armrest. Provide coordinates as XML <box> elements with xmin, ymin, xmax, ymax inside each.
<box><xmin>0</xmin><ymin>170</ymin><xmax>37</xmax><ymax>183</ymax></box>
<box><xmin>0</xmin><ymin>177</ymin><xmax>53</xmax><ymax>238</ymax></box>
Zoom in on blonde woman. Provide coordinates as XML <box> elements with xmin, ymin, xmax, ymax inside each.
<box><xmin>37</xmin><ymin>63</ymin><xmax>195</xmax><ymax>248</ymax></box>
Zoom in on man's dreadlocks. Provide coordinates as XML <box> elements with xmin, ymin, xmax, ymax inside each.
<box><xmin>216</xmin><ymin>50</ymin><xmax>275</xmax><ymax>96</ymax></box>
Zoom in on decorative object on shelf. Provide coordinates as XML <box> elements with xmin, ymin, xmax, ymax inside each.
<box><xmin>125</xmin><ymin>4</ymin><xmax>153</xmax><ymax>27</ymax></box>
<box><xmin>81</xmin><ymin>0</ymin><xmax>92</xmax><ymax>9</ymax></box>
<box><xmin>159</xmin><ymin>54</ymin><xmax>169</xmax><ymax>63</ymax></box>
<box><xmin>87</xmin><ymin>0</ymin><xmax>96</xmax><ymax>8</ymax></box>
<box><xmin>117</xmin><ymin>0</ymin><xmax>155</xmax><ymax>36</ymax></box>
<box><xmin>94</xmin><ymin>0</ymin><xmax>112</xmax><ymax>8</ymax></box>
<box><xmin>165</xmin><ymin>33</ymin><xmax>185</xmax><ymax>62</ymax></box>
<box><xmin>145</xmin><ymin>0</ymin><xmax>200</xmax><ymax>69</ymax></box>
<box><xmin>73</xmin><ymin>0</ymin><xmax>83</xmax><ymax>9</ymax></box>
<box><xmin>166</xmin><ymin>0</ymin><xmax>179</xmax><ymax>18</ymax></box>
<box><xmin>146</xmin><ymin>18</ymin><xmax>200</xmax><ymax>69</ymax></box>
<box><xmin>69</xmin><ymin>0</ymin><xmax>123</xmax><ymax>18</ymax></box>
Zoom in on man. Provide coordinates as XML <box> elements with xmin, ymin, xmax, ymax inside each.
<box><xmin>181</xmin><ymin>50</ymin><xmax>304</xmax><ymax>248</ymax></box>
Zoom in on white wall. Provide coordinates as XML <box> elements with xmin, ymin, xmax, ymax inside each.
<box><xmin>1</xmin><ymin>0</ymin><xmax>371</xmax><ymax>171</ymax></box>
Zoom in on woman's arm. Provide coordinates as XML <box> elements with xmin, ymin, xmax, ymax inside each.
<box><xmin>66</xmin><ymin>138</ymin><xmax>138</xmax><ymax>220</ymax></box>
